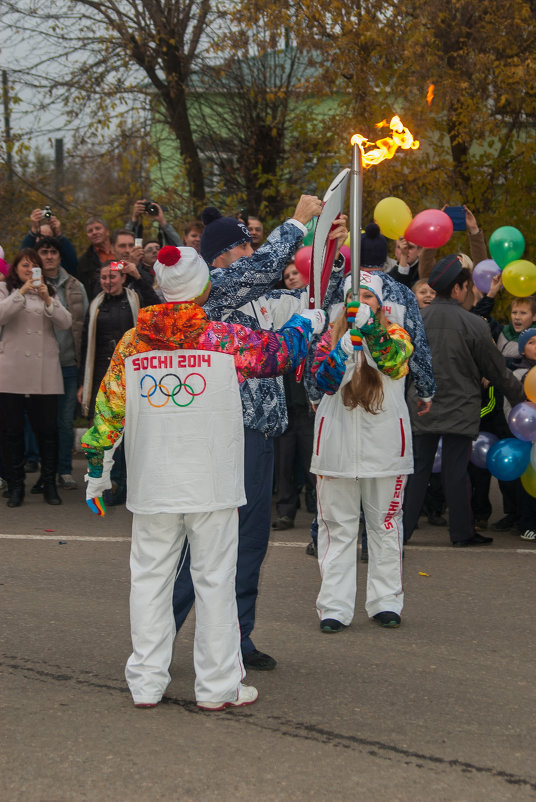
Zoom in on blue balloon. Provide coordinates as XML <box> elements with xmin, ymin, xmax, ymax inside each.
<box><xmin>486</xmin><ymin>438</ymin><xmax>531</xmax><ymax>481</ymax></box>
<box><xmin>470</xmin><ymin>431</ymin><xmax>499</xmax><ymax>469</ymax></box>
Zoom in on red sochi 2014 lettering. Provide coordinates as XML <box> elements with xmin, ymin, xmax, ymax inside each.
<box><xmin>132</xmin><ymin>353</ymin><xmax>211</xmax><ymax>372</ymax></box>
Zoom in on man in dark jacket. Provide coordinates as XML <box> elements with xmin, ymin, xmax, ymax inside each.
<box><xmin>403</xmin><ymin>254</ymin><xmax>525</xmax><ymax>547</ymax></box>
<box><xmin>77</xmin><ymin>217</ymin><xmax>115</xmax><ymax>299</ymax></box>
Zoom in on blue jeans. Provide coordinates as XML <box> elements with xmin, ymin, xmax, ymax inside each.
<box><xmin>57</xmin><ymin>366</ymin><xmax>79</xmax><ymax>475</ymax></box>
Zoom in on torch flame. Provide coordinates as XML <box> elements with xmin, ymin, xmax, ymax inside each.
<box><xmin>350</xmin><ymin>115</ymin><xmax>420</xmax><ymax>168</ymax></box>
<box><xmin>426</xmin><ymin>84</ymin><xmax>435</xmax><ymax>106</ymax></box>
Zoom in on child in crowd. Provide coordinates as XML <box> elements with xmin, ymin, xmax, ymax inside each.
<box><xmin>411</xmin><ymin>279</ymin><xmax>436</xmax><ymax>309</ymax></box>
<box><xmin>513</xmin><ymin>328</ymin><xmax>536</xmax><ymax>541</ymax></box>
<box><xmin>310</xmin><ymin>272</ymin><xmax>413</xmax><ymax>631</ymax></box>
<box><xmin>497</xmin><ymin>297</ymin><xmax>536</xmax><ymax>368</ymax></box>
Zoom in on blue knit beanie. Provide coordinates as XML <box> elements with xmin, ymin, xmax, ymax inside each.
<box><xmin>518</xmin><ymin>327</ymin><xmax>536</xmax><ymax>355</ymax></box>
<box><xmin>200</xmin><ymin>207</ymin><xmax>252</xmax><ymax>265</ymax></box>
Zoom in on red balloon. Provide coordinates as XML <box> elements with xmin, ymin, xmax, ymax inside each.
<box><xmin>404</xmin><ymin>209</ymin><xmax>454</xmax><ymax>248</ymax></box>
<box><xmin>294</xmin><ymin>246</ymin><xmax>312</xmax><ymax>283</ymax></box>
<box><xmin>340</xmin><ymin>245</ymin><xmax>351</xmax><ymax>275</ymax></box>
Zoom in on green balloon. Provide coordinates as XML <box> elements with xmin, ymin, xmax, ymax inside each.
<box><xmin>489</xmin><ymin>226</ymin><xmax>525</xmax><ymax>269</ymax></box>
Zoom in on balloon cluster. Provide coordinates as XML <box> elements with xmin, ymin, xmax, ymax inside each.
<box><xmin>483</xmin><ymin>375</ymin><xmax>536</xmax><ymax>495</ymax></box>
<box><xmin>294</xmin><ymin>202</ymin><xmax>535</xmax><ymax>296</ymax></box>
<box><xmin>374</xmin><ymin>198</ymin><xmax>453</xmax><ymax>249</ymax></box>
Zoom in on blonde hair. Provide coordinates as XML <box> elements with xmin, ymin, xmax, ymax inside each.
<box><xmin>330</xmin><ymin>305</ymin><xmax>389</xmax><ymax>414</ymax></box>
<box><xmin>458</xmin><ymin>252</ymin><xmax>473</xmax><ymax>271</ymax></box>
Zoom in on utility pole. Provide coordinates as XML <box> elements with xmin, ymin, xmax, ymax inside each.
<box><xmin>54</xmin><ymin>138</ymin><xmax>64</xmax><ymax>202</ymax></box>
<box><xmin>2</xmin><ymin>70</ymin><xmax>14</xmax><ymax>190</ymax></box>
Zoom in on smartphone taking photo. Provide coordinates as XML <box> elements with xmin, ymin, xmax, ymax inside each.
<box><xmin>444</xmin><ymin>206</ymin><xmax>466</xmax><ymax>231</ymax></box>
<box><xmin>31</xmin><ymin>267</ymin><xmax>42</xmax><ymax>286</ymax></box>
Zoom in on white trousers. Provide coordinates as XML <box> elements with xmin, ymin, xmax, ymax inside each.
<box><xmin>316</xmin><ymin>475</ymin><xmax>405</xmax><ymax>624</ymax></box>
<box><xmin>125</xmin><ymin>509</ymin><xmax>244</xmax><ymax>705</ymax></box>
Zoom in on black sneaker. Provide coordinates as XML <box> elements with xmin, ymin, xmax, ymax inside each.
<box><xmin>272</xmin><ymin>516</ymin><xmax>294</xmax><ymax>530</ymax></box>
<box><xmin>453</xmin><ymin>533</ymin><xmax>493</xmax><ymax>547</ymax></box>
<box><xmin>320</xmin><ymin>618</ymin><xmax>347</xmax><ymax>633</ymax></box>
<box><xmin>305</xmin><ymin>541</ymin><xmax>318</xmax><ymax>557</ymax></box>
<box><xmin>427</xmin><ymin>514</ymin><xmax>447</xmax><ymax>526</ymax></box>
<box><xmin>242</xmin><ymin>649</ymin><xmax>277</xmax><ymax>671</ymax></box>
<box><xmin>490</xmin><ymin>514</ymin><xmax>518</xmax><ymax>531</ymax></box>
<box><xmin>373</xmin><ymin>611</ymin><xmax>401</xmax><ymax>628</ymax></box>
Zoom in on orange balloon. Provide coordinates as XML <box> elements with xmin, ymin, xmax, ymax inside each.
<box><xmin>524</xmin><ymin>366</ymin><xmax>536</xmax><ymax>403</ymax></box>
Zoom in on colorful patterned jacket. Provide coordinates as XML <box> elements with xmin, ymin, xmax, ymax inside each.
<box><xmin>82</xmin><ymin>303</ymin><xmax>315</xmax><ymax>509</ymax></box>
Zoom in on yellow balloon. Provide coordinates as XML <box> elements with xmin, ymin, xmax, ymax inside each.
<box><xmin>501</xmin><ymin>259</ymin><xmax>536</xmax><ymax>297</ymax></box>
<box><xmin>521</xmin><ymin>462</ymin><xmax>536</xmax><ymax>498</ymax></box>
<box><xmin>374</xmin><ymin>197</ymin><xmax>412</xmax><ymax>240</ymax></box>
<box><xmin>524</xmin><ymin>366</ymin><xmax>536</xmax><ymax>403</ymax></box>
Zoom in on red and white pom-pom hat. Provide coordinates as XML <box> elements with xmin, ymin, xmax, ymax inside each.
<box><xmin>153</xmin><ymin>246</ymin><xmax>210</xmax><ymax>302</ymax></box>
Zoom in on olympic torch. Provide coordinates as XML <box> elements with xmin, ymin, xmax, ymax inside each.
<box><xmin>349</xmin><ymin>138</ymin><xmax>363</xmax><ymax>304</ymax></box>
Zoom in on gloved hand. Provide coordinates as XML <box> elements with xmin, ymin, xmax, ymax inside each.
<box><xmin>340</xmin><ymin>330</ymin><xmax>363</xmax><ymax>356</ymax></box>
<box><xmin>298</xmin><ymin>308</ymin><xmax>326</xmax><ymax>335</ymax></box>
<box><xmin>346</xmin><ymin>299</ymin><xmax>372</xmax><ymax>329</ymax></box>
<box><xmin>85</xmin><ymin>474</ymin><xmax>111</xmax><ymax>516</ymax></box>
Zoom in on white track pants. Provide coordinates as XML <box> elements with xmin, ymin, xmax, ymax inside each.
<box><xmin>125</xmin><ymin>509</ymin><xmax>244</xmax><ymax>705</ymax></box>
<box><xmin>316</xmin><ymin>475</ymin><xmax>405</xmax><ymax>624</ymax></box>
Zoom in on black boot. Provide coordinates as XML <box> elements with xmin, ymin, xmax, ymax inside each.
<box><xmin>6</xmin><ymin>481</ymin><xmax>25</xmax><ymax>507</ymax></box>
<box><xmin>31</xmin><ymin>475</ymin><xmax>44</xmax><ymax>494</ymax></box>
<box><xmin>38</xmin><ymin>433</ymin><xmax>62</xmax><ymax>506</ymax></box>
<box><xmin>43</xmin><ymin>480</ymin><xmax>62</xmax><ymax>505</ymax></box>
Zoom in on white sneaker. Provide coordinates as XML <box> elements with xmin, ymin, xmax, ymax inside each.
<box><xmin>58</xmin><ymin>474</ymin><xmax>78</xmax><ymax>489</ymax></box>
<box><xmin>197</xmin><ymin>684</ymin><xmax>258</xmax><ymax>711</ymax></box>
<box><xmin>520</xmin><ymin>529</ymin><xmax>536</xmax><ymax>541</ymax></box>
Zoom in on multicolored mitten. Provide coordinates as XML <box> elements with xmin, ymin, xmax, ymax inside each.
<box><xmin>86</xmin><ymin>497</ymin><xmax>106</xmax><ymax>517</ymax></box>
<box><xmin>346</xmin><ymin>299</ymin><xmax>360</xmax><ymax>327</ymax></box>
<box><xmin>349</xmin><ymin>329</ymin><xmax>363</xmax><ymax>351</ymax></box>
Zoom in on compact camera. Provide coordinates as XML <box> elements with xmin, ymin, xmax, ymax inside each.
<box><xmin>144</xmin><ymin>200</ymin><xmax>159</xmax><ymax>216</ymax></box>
<box><xmin>42</xmin><ymin>206</ymin><xmax>53</xmax><ymax>219</ymax></box>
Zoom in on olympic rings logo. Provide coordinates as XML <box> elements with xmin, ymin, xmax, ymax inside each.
<box><xmin>140</xmin><ymin>372</ymin><xmax>207</xmax><ymax>408</ymax></box>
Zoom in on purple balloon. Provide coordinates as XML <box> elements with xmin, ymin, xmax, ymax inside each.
<box><xmin>508</xmin><ymin>401</ymin><xmax>536</xmax><ymax>442</ymax></box>
<box><xmin>432</xmin><ymin>437</ymin><xmax>442</xmax><ymax>473</ymax></box>
<box><xmin>470</xmin><ymin>431</ymin><xmax>499</xmax><ymax>469</ymax></box>
<box><xmin>472</xmin><ymin>259</ymin><xmax>501</xmax><ymax>294</ymax></box>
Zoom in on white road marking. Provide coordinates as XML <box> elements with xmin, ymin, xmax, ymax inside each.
<box><xmin>0</xmin><ymin>533</ymin><xmax>534</xmax><ymax>554</ymax></box>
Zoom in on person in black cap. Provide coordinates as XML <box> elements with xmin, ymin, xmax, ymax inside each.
<box><xmin>403</xmin><ymin>254</ymin><xmax>525</xmax><ymax>547</ymax></box>
<box><xmin>172</xmin><ymin>195</ymin><xmax>348</xmax><ymax>671</ymax></box>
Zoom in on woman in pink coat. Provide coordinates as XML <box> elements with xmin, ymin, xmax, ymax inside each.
<box><xmin>0</xmin><ymin>249</ymin><xmax>72</xmax><ymax>506</ymax></box>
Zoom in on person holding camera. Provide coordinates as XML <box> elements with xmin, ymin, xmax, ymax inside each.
<box><xmin>110</xmin><ymin>230</ymin><xmax>161</xmax><ymax>306</ymax></box>
<box><xmin>126</xmin><ymin>199</ymin><xmax>182</xmax><ymax>247</ymax></box>
<box><xmin>22</xmin><ymin>208</ymin><xmax>78</xmax><ymax>277</ymax></box>
<box><xmin>0</xmin><ymin>248</ymin><xmax>72</xmax><ymax>507</ymax></box>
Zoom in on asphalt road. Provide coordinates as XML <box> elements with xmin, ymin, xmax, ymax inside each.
<box><xmin>1</xmin><ymin>455</ymin><xmax>536</xmax><ymax>801</ymax></box>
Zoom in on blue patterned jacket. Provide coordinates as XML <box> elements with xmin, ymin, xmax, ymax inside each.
<box><xmin>204</xmin><ymin>220</ymin><xmax>344</xmax><ymax>436</ymax></box>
